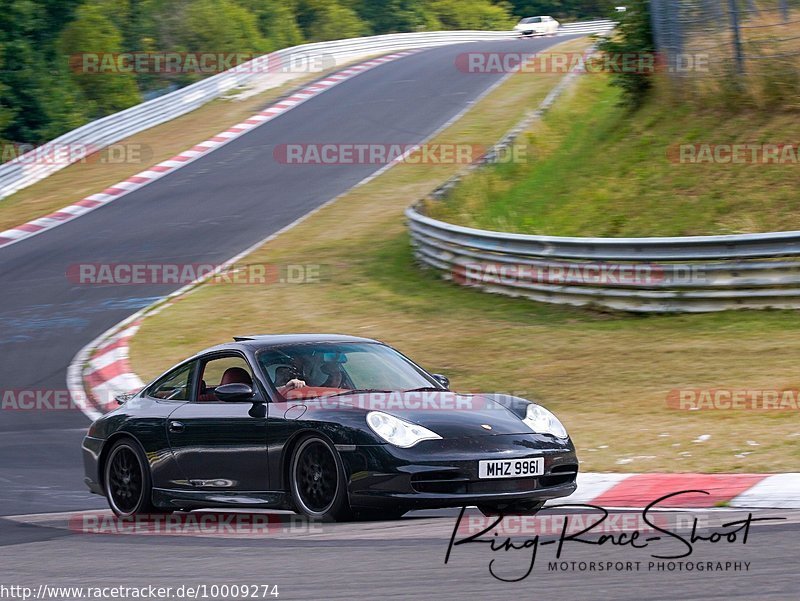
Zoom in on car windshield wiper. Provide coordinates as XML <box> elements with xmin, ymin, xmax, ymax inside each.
<box><xmin>403</xmin><ymin>386</ymin><xmax>446</xmax><ymax>392</ymax></box>
<box><xmin>322</xmin><ymin>389</ymin><xmax>394</xmax><ymax>399</ymax></box>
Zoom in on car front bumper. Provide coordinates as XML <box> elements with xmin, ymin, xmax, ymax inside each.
<box><xmin>342</xmin><ymin>434</ymin><xmax>578</xmax><ymax>509</ymax></box>
<box><xmin>82</xmin><ymin>435</ymin><xmax>104</xmax><ymax>495</ymax></box>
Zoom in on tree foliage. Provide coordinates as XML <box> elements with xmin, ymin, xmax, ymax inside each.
<box><xmin>426</xmin><ymin>0</ymin><xmax>515</xmax><ymax>30</ymax></box>
<box><xmin>505</xmin><ymin>0</ymin><xmax>617</xmax><ymax>19</ymax></box>
<box><xmin>597</xmin><ymin>0</ymin><xmax>654</xmax><ymax>108</ymax></box>
<box><xmin>1</xmin><ymin>0</ymin><xmax>615</xmax><ymax>148</ymax></box>
<box><xmin>0</xmin><ymin>0</ymin><xmax>86</xmax><ymax>144</ymax></box>
<box><xmin>238</xmin><ymin>0</ymin><xmax>305</xmax><ymax>50</ymax></box>
<box><xmin>60</xmin><ymin>2</ymin><xmax>142</xmax><ymax>116</ymax></box>
<box><xmin>296</xmin><ymin>0</ymin><xmax>370</xmax><ymax>41</ymax></box>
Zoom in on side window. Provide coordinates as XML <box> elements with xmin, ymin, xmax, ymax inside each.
<box><xmin>148</xmin><ymin>363</ymin><xmax>195</xmax><ymax>401</ymax></box>
<box><xmin>196</xmin><ymin>355</ymin><xmax>254</xmax><ymax>402</ymax></box>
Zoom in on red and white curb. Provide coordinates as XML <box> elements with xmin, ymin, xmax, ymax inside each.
<box><xmin>569</xmin><ymin>473</ymin><xmax>800</xmax><ymax>509</ymax></box>
<box><xmin>0</xmin><ymin>51</ymin><xmax>417</xmax><ymax>251</ymax></box>
<box><xmin>79</xmin><ymin>319</ymin><xmax>145</xmax><ymax>416</ymax></box>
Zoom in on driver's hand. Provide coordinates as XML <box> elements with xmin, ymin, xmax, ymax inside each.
<box><xmin>283</xmin><ymin>378</ymin><xmax>306</xmax><ymax>390</ymax></box>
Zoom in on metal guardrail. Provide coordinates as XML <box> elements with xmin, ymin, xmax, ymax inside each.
<box><xmin>406</xmin><ymin>208</ymin><xmax>800</xmax><ymax>313</ymax></box>
<box><xmin>0</xmin><ymin>22</ymin><xmax>615</xmax><ymax>201</ymax></box>
<box><xmin>558</xmin><ymin>19</ymin><xmax>617</xmax><ymax>34</ymax></box>
<box><xmin>405</xmin><ymin>20</ymin><xmax>800</xmax><ymax>314</ymax></box>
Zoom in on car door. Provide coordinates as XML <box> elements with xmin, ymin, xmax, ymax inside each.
<box><xmin>166</xmin><ymin>352</ymin><xmax>269</xmax><ymax>492</ymax></box>
<box><xmin>138</xmin><ymin>360</ymin><xmax>196</xmax><ymax>489</ymax></box>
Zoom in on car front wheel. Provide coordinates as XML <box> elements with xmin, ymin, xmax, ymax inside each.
<box><xmin>289</xmin><ymin>436</ymin><xmax>352</xmax><ymax>522</ymax></box>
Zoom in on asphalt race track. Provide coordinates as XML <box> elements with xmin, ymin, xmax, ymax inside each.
<box><xmin>1</xmin><ymin>36</ymin><xmax>798</xmax><ymax>599</ymax></box>
<box><xmin>1</xmin><ymin>507</ymin><xmax>799</xmax><ymax>599</ymax></box>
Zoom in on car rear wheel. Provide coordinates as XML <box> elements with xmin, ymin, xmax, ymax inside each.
<box><xmin>289</xmin><ymin>436</ymin><xmax>352</xmax><ymax>522</ymax></box>
<box><xmin>478</xmin><ymin>500</ymin><xmax>545</xmax><ymax>517</ymax></box>
<box><xmin>104</xmin><ymin>439</ymin><xmax>165</xmax><ymax>517</ymax></box>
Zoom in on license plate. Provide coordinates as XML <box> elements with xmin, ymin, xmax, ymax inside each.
<box><xmin>478</xmin><ymin>457</ymin><xmax>543</xmax><ymax>479</ymax></box>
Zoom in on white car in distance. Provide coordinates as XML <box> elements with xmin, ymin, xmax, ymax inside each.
<box><xmin>514</xmin><ymin>16</ymin><xmax>560</xmax><ymax>37</ymax></box>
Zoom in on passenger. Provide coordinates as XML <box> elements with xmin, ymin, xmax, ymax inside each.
<box><xmin>320</xmin><ymin>360</ymin><xmax>345</xmax><ymax>388</ymax></box>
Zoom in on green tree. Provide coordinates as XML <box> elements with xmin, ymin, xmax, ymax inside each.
<box><xmin>236</xmin><ymin>0</ymin><xmax>305</xmax><ymax>50</ymax></box>
<box><xmin>0</xmin><ymin>0</ymin><xmax>86</xmax><ymax>144</ymax></box>
<box><xmin>598</xmin><ymin>0</ymin><xmax>653</xmax><ymax>108</ymax></box>
<box><xmin>296</xmin><ymin>0</ymin><xmax>370</xmax><ymax>41</ymax></box>
<box><xmin>173</xmin><ymin>0</ymin><xmax>266</xmax><ymax>54</ymax></box>
<box><xmin>505</xmin><ymin>1</ymin><xmax>616</xmax><ymax>20</ymax></box>
<box><xmin>144</xmin><ymin>0</ymin><xmax>266</xmax><ymax>88</ymax></box>
<box><xmin>60</xmin><ymin>1</ymin><xmax>142</xmax><ymax>117</ymax></box>
<box><xmin>425</xmin><ymin>0</ymin><xmax>515</xmax><ymax>30</ymax></box>
<box><xmin>0</xmin><ymin>45</ymin><xmax>17</xmax><ymax>138</ymax></box>
<box><xmin>118</xmin><ymin>0</ymin><xmax>150</xmax><ymax>53</ymax></box>
<box><xmin>353</xmin><ymin>0</ymin><xmax>431</xmax><ymax>34</ymax></box>
<box><xmin>101</xmin><ymin>0</ymin><xmax>159</xmax><ymax>93</ymax></box>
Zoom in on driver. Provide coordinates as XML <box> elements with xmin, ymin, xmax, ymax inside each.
<box><xmin>274</xmin><ymin>351</ymin><xmax>348</xmax><ymax>395</ymax></box>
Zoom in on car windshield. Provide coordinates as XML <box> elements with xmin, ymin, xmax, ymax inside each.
<box><xmin>520</xmin><ymin>17</ymin><xmax>542</xmax><ymax>23</ymax></box>
<box><xmin>257</xmin><ymin>342</ymin><xmax>436</xmax><ymax>400</ymax></box>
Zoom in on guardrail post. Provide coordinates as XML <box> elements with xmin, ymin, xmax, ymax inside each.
<box><xmin>728</xmin><ymin>0</ymin><xmax>746</xmax><ymax>75</ymax></box>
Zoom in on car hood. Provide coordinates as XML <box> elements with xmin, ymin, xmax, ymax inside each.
<box><xmin>331</xmin><ymin>391</ymin><xmax>536</xmax><ymax>439</ymax></box>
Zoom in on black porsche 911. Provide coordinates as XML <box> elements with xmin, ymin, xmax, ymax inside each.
<box><xmin>82</xmin><ymin>334</ymin><xmax>578</xmax><ymax>521</ymax></box>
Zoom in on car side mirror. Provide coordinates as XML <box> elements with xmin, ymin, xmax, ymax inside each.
<box><xmin>215</xmin><ymin>383</ymin><xmax>255</xmax><ymax>402</ymax></box>
<box><xmin>432</xmin><ymin>374</ymin><xmax>450</xmax><ymax>389</ymax></box>
<box><xmin>115</xmin><ymin>392</ymin><xmax>135</xmax><ymax>405</ymax></box>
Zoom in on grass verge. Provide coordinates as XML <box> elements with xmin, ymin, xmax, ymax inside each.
<box><xmin>427</xmin><ymin>72</ymin><xmax>800</xmax><ymax>237</ymax></box>
<box><xmin>129</xmin><ymin>36</ymin><xmax>800</xmax><ymax>473</ymax></box>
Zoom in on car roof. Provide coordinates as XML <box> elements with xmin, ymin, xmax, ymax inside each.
<box><xmin>195</xmin><ymin>333</ymin><xmax>382</xmax><ymax>355</ymax></box>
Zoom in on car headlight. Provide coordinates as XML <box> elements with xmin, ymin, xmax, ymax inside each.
<box><xmin>366</xmin><ymin>411</ymin><xmax>442</xmax><ymax>448</ymax></box>
<box><xmin>523</xmin><ymin>403</ymin><xmax>568</xmax><ymax>439</ymax></box>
